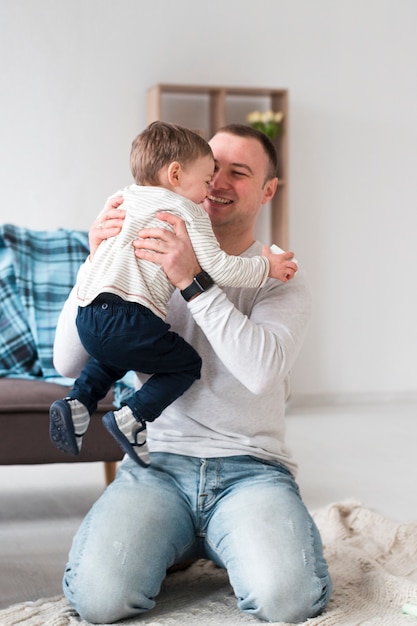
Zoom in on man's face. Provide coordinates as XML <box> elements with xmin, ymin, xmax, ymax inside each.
<box><xmin>203</xmin><ymin>132</ymin><xmax>276</xmax><ymax>233</ymax></box>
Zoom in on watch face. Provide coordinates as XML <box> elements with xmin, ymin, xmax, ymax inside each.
<box><xmin>195</xmin><ymin>271</ymin><xmax>214</xmax><ymax>290</ymax></box>
<box><xmin>181</xmin><ymin>271</ymin><xmax>214</xmax><ymax>301</ymax></box>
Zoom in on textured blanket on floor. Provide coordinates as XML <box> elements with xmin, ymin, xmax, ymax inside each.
<box><xmin>1</xmin><ymin>500</ymin><xmax>416</xmax><ymax>626</ymax></box>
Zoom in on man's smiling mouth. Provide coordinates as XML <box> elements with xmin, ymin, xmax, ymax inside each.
<box><xmin>208</xmin><ymin>195</ymin><xmax>232</xmax><ymax>205</ymax></box>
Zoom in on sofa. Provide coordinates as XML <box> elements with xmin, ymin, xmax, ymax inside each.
<box><xmin>0</xmin><ymin>224</ymin><xmax>124</xmax><ymax>483</ymax></box>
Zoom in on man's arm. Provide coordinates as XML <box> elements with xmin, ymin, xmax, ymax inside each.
<box><xmin>53</xmin><ymin>282</ymin><xmax>89</xmax><ymax>377</ymax></box>
<box><xmin>187</xmin><ymin>275</ymin><xmax>312</xmax><ymax>395</ymax></box>
<box><xmin>53</xmin><ymin>198</ymin><xmax>126</xmax><ymax>376</ymax></box>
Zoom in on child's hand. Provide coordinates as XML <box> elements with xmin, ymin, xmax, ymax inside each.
<box><xmin>262</xmin><ymin>245</ymin><xmax>298</xmax><ymax>282</ymax></box>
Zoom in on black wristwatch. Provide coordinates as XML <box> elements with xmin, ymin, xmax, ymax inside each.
<box><xmin>180</xmin><ymin>270</ymin><xmax>214</xmax><ymax>302</ymax></box>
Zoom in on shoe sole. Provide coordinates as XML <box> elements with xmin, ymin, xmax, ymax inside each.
<box><xmin>102</xmin><ymin>412</ymin><xmax>150</xmax><ymax>468</ymax></box>
<box><xmin>49</xmin><ymin>400</ymin><xmax>80</xmax><ymax>455</ymax></box>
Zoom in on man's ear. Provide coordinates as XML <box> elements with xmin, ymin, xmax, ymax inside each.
<box><xmin>261</xmin><ymin>177</ymin><xmax>278</xmax><ymax>205</ymax></box>
<box><xmin>167</xmin><ymin>161</ymin><xmax>182</xmax><ymax>187</ymax></box>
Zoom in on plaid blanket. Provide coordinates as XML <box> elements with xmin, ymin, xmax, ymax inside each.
<box><xmin>0</xmin><ymin>224</ymin><xmax>89</xmax><ymax>379</ymax></box>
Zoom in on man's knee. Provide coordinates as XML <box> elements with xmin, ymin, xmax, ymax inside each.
<box><xmin>63</xmin><ymin>567</ymin><xmax>156</xmax><ymax>624</ymax></box>
<box><xmin>64</xmin><ymin>582</ymin><xmax>154</xmax><ymax>624</ymax></box>
<box><xmin>238</xmin><ymin>574</ymin><xmax>332</xmax><ymax>623</ymax></box>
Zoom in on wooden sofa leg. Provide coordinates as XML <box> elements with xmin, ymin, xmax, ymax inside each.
<box><xmin>104</xmin><ymin>461</ymin><xmax>118</xmax><ymax>484</ymax></box>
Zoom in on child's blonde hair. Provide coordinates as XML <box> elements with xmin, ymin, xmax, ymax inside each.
<box><xmin>130</xmin><ymin>121</ymin><xmax>213</xmax><ymax>185</ymax></box>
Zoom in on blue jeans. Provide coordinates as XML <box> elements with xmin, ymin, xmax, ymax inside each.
<box><xmin>63</xmin><ymin>454</ymin><xmax>331</xmax><ymax>623</ymax></box>
<box><xmin>72</xmin><ymin>294</ymin><xmax>202</xmax><ymax>421</ymax></box>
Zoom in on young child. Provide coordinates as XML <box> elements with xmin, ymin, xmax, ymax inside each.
<box><xmin>49</xmin><ymin>121</ymin><xmax>297</xmax><ymax>467</ymax></box>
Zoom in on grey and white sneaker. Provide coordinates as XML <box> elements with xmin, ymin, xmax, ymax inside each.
<box><xmin>102</xmin><ymin>405</ymin><xmax>150</xmax><ymax>468</ymax></box>
<box><xmin>49</xmin><ymin>398</ymin><xmax>90</xmax><ymax>455</ymax></box>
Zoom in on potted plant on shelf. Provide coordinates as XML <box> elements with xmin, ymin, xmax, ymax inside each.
<box><xmin>246</xmin><ymin>110</ymin><xmax>284</xmax><ymax>140</ymax></box>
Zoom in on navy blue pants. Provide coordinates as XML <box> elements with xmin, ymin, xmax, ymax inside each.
<box><xmin>70</xmin><ymin>293</ymin><xmax>202</xmax><ymax>422</ymax></box>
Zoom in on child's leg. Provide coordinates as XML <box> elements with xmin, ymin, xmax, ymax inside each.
<box><xmin>102</xmin><ymin>328</ymin><xmax>202</xmax><ymax>468</ymax></box>
<box><xmin>50</xmin><ymin>298</ymin><xmax>130</xmax><ymax>455</ymax></box>
<box><xmin>49</xmin><ymin>357</ymin><xmax>126</xmax><ymax>455</ymax></box>
<box><xmin>69</xmin><ymin>357</ymin><xmax>127</xmax><ymax>415</ymax></box>
<box><xmin>64</xmin><ymin>295</ymin><xmax>200</xmax><ymax>466</ymax></box>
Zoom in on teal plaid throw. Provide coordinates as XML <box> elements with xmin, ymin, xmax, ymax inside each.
<box><xmin>0</xmin><ymin>224</ymin><xmax>89</xmax><ymax>379</ymax></box>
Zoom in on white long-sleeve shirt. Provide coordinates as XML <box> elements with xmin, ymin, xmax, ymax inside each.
<box><xmin>76</xmin><ymin>185</ymin><xmax>269</xmax><ymax>319</ymax></box>
<box><xmin>54</xmin><ymin>241</ymin><xmax>312</xmax><ymax>477</ymax></box>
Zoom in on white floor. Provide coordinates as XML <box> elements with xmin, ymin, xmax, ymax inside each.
<box><xmin>0</xmin><ymin>400</ymin><xmax>416</xmax><ymax>610</ymax></box>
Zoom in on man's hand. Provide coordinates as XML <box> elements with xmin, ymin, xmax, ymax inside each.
<box><xmin>133</xmin><ymin>211</ymin><xmax>201</xmax><ymax>290</ymax></box>
<box><xmin>89</xmin><ymin>196</ymin><xmax>125</xmax><ymax>258</ymax></box>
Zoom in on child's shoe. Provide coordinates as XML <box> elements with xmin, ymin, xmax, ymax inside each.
<box><xmin>49</xmin><ymin>398</ymin><xmax>90</xmax><ymax>455</ymax></box>
<box><xmin>102</xmin><ymin>405</ymin><xmax>150</xmax><ymax>468</ymax></box>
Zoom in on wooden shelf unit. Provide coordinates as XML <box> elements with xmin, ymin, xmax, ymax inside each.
<box><xmin>147</xmin><ymin>84</ymin><xmax>288</xmax><ymax>248</ymax></box>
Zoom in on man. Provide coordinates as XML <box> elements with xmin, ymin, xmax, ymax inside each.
<box><xmin>54</xmin><ymin>124</ymin><xmax>331</xmax><ymax>624</ymax></box>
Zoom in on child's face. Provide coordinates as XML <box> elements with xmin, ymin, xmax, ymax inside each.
<box><xmin>177</xmin><ymin>155</ymin><xmax>215</xmax><ymax>205</ymax></box>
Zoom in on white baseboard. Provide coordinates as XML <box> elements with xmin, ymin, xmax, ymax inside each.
<box><xmin>288</xmin><ymin>390</ymin><xmax>417</xmax><ymax>409</ymax></box>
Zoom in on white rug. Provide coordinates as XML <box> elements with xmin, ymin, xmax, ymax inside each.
<box><xmin>1</xmin><ymin>500</ymin><xmax>417</xmax><ymax>626</ymax></box>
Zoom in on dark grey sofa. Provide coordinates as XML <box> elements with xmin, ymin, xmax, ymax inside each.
<box><xmin>0</xmin><ymin>378</ymin><xmax>123</xmax><ymax>483</ymax></box>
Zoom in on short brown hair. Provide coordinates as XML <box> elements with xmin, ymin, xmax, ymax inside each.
<box><xmin>214</xmin><ymin>123</ymin><xmax>278</xmax><ymax>182</ymax></box>
<box><xmin>130</xmin><ymin>121</ymin><xmax>213</xmax><ymax>185</ymax></box>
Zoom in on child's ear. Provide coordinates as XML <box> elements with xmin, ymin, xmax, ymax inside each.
<box><xmin>167</xmin><ymin>161</ymin><xmax>182</xmax><ymax>187</ymax></box>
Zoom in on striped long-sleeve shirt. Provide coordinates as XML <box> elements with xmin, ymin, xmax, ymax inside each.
<box><xmin>76</xmin><ymin>185</ymin><xmax>270</xmax><ymax>320</ymax></box>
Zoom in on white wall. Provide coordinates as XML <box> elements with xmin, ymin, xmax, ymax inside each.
<box><xmin>1</xmin><ymin>0</ymin><xmax>416</xmax><ymax>401</ymax></box>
